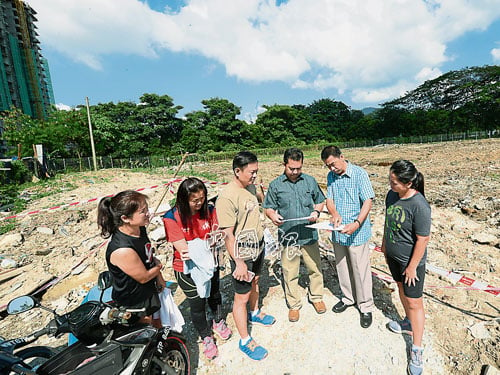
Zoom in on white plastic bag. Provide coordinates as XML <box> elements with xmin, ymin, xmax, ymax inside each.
<box><xmin>158</xmin><ymin>288</ymin><xmax>185</xmax><ymax>333</ymax></box>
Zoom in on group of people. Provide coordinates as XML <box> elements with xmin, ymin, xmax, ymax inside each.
<box><xmin>96</xmin><ymin>146</ymin><xmax>431</xmax><ymax>375</ymax></box>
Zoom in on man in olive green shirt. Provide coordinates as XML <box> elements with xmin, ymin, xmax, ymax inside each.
<box><xmin>263</xmin><ymin>148</ymin><xmax>326</xmax><ymax>322</ymax></box>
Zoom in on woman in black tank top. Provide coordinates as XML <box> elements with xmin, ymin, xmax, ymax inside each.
<box><xmin>98</xmin><ymin>190</ymin><xmax>165</xmax><ymax>328</ymax></box>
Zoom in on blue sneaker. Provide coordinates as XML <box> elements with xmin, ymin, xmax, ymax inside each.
<box><xmin>388</xmin><ymin>317</ymin><xmax>412</xmax><ymax>335</ymax></box>
<box><xmin>239</xmin><ymin>338</ymin><xmax>268</xmax><ymax>361</ymax></box>
<box><xmin>407</xmin><ymin>346</ymin><xmax>424</xmax><ymax>375</ymax></box>
<box><xmin>248</xmin><ymin>309</ymin><xmax>276</xmax><ymax>326</ymax></box>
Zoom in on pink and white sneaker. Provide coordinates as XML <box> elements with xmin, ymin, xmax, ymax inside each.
<box><xmin>202</xmin><ymin>336</ymin><xmax>218</xmax><ymax>360</ymax></box>
<box><xmin>212</xmin><ymin>319</ymin><xmax>232</xmax><ymax>340</ymax></box>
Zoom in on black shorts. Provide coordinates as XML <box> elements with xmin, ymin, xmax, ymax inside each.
<box><xmin>230</xmin><ymin>250</ymin><xmax>265</xmax><ymax>295</ymax></box>
<box><xmin>387</xmin><ymin>256</ymin><xmax>425</xmax><ymax>298</ymax></box>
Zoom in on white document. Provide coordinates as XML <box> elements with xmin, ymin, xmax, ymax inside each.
<box><xmin>281</xmin><ymin>215</ymin><xmax>313</xmax><ymax>222</ymax></box>
<box><xmin>305</xmin><ymin>222</ymin><xmax>345</xmax><ymax>231</ymax></box>
<box><xmin>263</xmin><ymin>227</ymin><xmax>278</xmax><ymax>256</ymax></box>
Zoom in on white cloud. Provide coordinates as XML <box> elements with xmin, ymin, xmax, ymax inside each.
<box><xmin>492</xmin><ymin>48</ymin><xmax>500</xmax><ymax>62</ymax></box>
<box><xmin>415</xmin><ymin>67</ymin><xmax>443</xmax><ymax>82</ymax></box>
<box><xmin>55</xmin><ymin>103</ymin><xmax>72</xmax><ymax>111</ymax></box>
<box><xmin>26</xmin><ymin>0</ymin><xmax>500</xmax><ymax>104</ymax></box>
<box><xmin>26</xmin><ymin>0</ymin><xmax>164</xmax><ymax>69</ymax></box>
<box><xmin>351</xmin><ymin>80</ymin><xmax>414</xmax><ymax>104</ymax></box>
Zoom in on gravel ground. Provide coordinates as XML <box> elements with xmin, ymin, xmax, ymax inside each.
<box><xmin>180</xmin><ymin>253</ymin><xmax>446</xmax><ymax>375</ymax></box>
<box><xmin>1</xmin><ymin>138</ymin><xmax>498</xmax><ymax>374</ymax></box>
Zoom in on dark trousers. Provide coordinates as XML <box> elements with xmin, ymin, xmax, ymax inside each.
<box><xmin>175</xmin><ymin>269</ymin><xmax>222</xmax><ymax>339</ymax></box>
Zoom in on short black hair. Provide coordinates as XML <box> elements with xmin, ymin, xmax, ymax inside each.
<box><xmin>283</xmin><ymin>148</ymin><xmax>303</xmax><ymax>164</ymax></box>
<box><xmin>321</xmin><ymin>145</ymin><xmax>342</xmax><ymax>161</ymax></box>
<box><xmin>232</xmin><ymin>151</ymin><xmax>258</xmax><ymax>171</ymax></box>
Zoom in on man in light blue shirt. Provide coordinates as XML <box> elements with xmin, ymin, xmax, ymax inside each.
<box><xmin>321</xmin><ymin>145</ymin><xmax>375</xmax><ymax>328</ymax></box>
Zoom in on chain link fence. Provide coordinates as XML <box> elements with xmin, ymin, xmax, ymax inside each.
<box><xmin>46</xmin><ymin>130</ymin><xmax>499</xmax><ymax>174</ymax></box>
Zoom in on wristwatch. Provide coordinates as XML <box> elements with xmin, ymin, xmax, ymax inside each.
<box><xmin>313</xmin><ymin>209</ymin><xmax>321</xmax><ymax>216</ymax></box>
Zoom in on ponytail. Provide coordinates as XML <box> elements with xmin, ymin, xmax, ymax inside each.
<box><xmin>97</xmin><ymin>197</ymin><xmax>115</xmax><ymax>238</ymax></box>
<box><xmin>413</xmin><ymin>171</ymin><xmax>425</xmax><ymax>197</ymax></box>
<box><xmin>97</xmin><ymin>190</ymin><xmax>147</xmax><ymax>238</ymax></box>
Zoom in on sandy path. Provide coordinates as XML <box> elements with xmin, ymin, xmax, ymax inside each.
<box><xmin>182</xmin><ymin>253</ymin><xmax>446</xmax><ymax>375</ymax></box>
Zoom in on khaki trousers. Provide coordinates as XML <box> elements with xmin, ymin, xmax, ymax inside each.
<box><xmin>281</xmin><ymin>242</ymin><xmax>324</xmax><ymax>310</ymax></box>
<box><xmin>333</xmin><ymin>242</ymin><xmax>374</xmax><ymax>313</ymax></box>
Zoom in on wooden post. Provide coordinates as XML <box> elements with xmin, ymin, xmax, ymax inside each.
<box><xmin>85</xmin><ymin>97</ymin><xmax>98</xmax><ymax>171</ymax></box>
<box><xmin>32</xmin><ymin>144</ymin><xmax>39</xmax><ymax>178</ymax></box>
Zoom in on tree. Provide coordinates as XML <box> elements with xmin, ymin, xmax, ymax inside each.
<box><xmin>2</xmin><ymin>107</ymin><xmax>38</xmax><ymax>156</ymax></box>
<box><xmin>178</xmin><ymin>98</ymin><xmax>245</xmax><ymax>152</ymax></box>
<box><xmin>134</xmin><ymin>93</ymin><xmax>183</xmax><ymax>152</ymax></box>
<box><xmin>44</xmin><ymin>109</ymin><xmax>89</xmax><ymax>158</ymax></box>
<box><xmin>306</xmin><ymin>99</ymin><xmax>351</xmax><ymax>140</ymax></box>
<box><xmin>1</xmin><ymin>107</ymin><xmax>90</xmax><ymax>158</ymax></box>
<box><xmin>91</xmin><ymin>95</ymin><xmax>183</xmax><ymax>156</ymax></box>
<box><xmin>254</xmin><ymin>105</ymin><xmax>304</xmax><ymax>146</ymax></box>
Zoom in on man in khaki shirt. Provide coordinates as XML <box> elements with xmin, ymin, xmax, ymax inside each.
<box><xmin>216</xmin><ymin>151</ymin><xmax>275</xmax><ymax>361</ymax></box>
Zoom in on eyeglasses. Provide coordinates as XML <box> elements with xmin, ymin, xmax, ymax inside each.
<box><xmin>324</xmin><ymin>159</ymin><xmax>340</xmax><ymax>169</ymax></box>
<box><xmin>189</xmin><ymin>197</ymin><xmax>205</xmax><ymax>205</ymax></box>
<box><xmin>287</xmin><ymin>166</ymin><xmax>302</xmax><ymax>172</ymax></box>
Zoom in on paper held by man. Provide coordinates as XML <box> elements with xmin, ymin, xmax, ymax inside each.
<box><xmin>305</xmin><ymin>221</ymin><xmax>345</xmax><ymax>231</ymax></box>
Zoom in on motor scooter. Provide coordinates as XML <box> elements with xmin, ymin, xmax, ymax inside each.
<box><xmin>5</xmin><ymin>271</ymin><xmax>190</xmax><ymax>375</ymax></box>
<box><xmin>0</xmin><ymin>329</ymin><xmax>55</xmax><ymax>374</ymax></box>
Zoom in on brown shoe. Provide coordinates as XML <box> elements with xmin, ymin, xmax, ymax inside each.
<box><xmin>288</xmin><ymin>309</ymin><xmax>300</xmax><ymax>322</ymax></box>
<box><xmin>312</xmin><ymin>301</ymin><xmax>326</xmax><ymax>314</ymax></box>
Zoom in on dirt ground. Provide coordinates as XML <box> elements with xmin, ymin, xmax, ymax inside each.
<box><xmin>0</xmin><ymin>138</ymin><xmax>499</xmax><ymax>374</ymax></box>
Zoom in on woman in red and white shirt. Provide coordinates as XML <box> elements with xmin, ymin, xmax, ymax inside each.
<box><xmin>163</xmin><ymin>177</ymin><xmax>231</xmax><ymax>360</ymax></box>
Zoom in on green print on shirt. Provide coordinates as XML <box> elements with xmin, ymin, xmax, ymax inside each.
<box><xmin>386</xmin><ymin>205</ymin><xmax>405</xmax><ymax>244</ymax></box>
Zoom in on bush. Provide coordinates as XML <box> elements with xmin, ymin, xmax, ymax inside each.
<box><xmin>10</xmin><ymin>160</ymin><xmax>32</xmax><ymax>184</ymax></box>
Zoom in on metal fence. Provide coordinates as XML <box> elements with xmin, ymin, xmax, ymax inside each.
<box><xmin>46</xmin><ymin>130</ymin><xmax>499</xmax><ymax>174</ymax></box>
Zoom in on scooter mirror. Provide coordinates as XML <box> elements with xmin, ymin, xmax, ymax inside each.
<box><xmin>98</xmin><ymin>271</ymin><xmax>113</xmax><ymax>291</ymax></box>
<box><xmin>7</xmin><ymin>295</ymin><xmax>36</xmax><ymax>315</ymax></box>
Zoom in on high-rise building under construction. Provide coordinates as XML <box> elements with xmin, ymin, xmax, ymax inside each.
<box><xmin>0</xmin><ymin>0</ymin><xmax>54</xmax><ymax>120</ymax></box>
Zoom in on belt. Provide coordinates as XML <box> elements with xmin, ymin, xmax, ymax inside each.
<box><xmin>237</xmin><ymin>239</ymin><xmax>264</xmax><ymax>248</ymax></box>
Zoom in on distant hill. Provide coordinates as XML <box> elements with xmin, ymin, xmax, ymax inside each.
<box><xmin>384</xmin><ymin>65</ymin><xmax>500</xmax><ymax>111</ymax></box>
<box><xmin>361</xmin><ymin>107</ymin><xmax>380</xmax><ymax>115</ymax></box>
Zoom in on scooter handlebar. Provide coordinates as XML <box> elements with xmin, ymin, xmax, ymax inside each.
<box><xmin>99</xmin><ymin>307</ymin><xmax>138</xmax><ymax>325</ymax></box>
<box><xmin>32</xmin><ymin>326</ymin><xmax>51</xmax><ymax>339</ymax></box>
<box><xmin>109</xmin><ymin>308</ymin><xmax>132</xmax><ymax>320</ymax></box>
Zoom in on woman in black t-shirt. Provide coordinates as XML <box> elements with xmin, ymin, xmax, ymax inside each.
<box><xmin>381</xmin><ymin>160</ymin><xmax>431</xmax><ymax>375</ymax></box>
<box><xmin>98</xmin><ymin>190</ymin><xmax>165</xmax><ymax>328</ymax></box>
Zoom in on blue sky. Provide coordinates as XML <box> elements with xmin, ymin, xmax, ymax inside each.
<box><xmin>25</xmin><ymin>0</ymin><xmax>500</xmax><ymax>121</ymax></box>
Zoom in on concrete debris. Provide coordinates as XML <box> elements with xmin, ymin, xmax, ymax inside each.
<box><xmin>0</xmin><ymin>233</ymin><xmax>24</xmax><ymax>248</ymax></box>
<box><xmin>471</xmin><ymin>232</ymin><xmax>498</xmax><ymax>245</ymax></box>
<box><xmin>58</xmin><ymin>226</ymin><xmax>70</xmax><ymax>236</ymax></box>
<box><xmin>468</xmin><ymin>321</ymin><xmax>491</xmax><ymax>340</ymax></box>
<box><xmin>36</xmin><ymin>226</ymin><xmax>54</xmax><ymax>235</ymax></box>
<box><xmin>1</xmin><ymin>258</ymin><xmax>18</xmax><ymax>269</ymax></box>
<box><xmin>80</xmin><ymin>237</ymin><xmax>104</xmax><ymax>251</ymax></box>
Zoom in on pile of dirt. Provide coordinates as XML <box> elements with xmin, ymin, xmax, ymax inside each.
<box><xmin>0</xmin><ymin>139</ymin><xmax>498</xmax><ymax>374</ymax></box>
